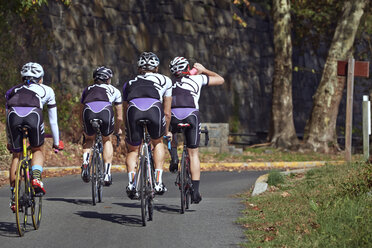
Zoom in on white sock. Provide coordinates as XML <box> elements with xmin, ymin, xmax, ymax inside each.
<box><xmin>105</xmin><ymin>163</ymin><xmax>111</xmax><ymax>175</ymax></box>
<box><xmin>155</xmin><ymin>169</ymin><xmax>163</xmax><ymax>184</ymax></box>
<box><xmin>128</xmin><ymin>171</ymin><xmax>136</xmax><ymax>184</ymax></box>
<box><xmin>83</xmin><ymin>152</ymin><xmax>90</xmax><ymax>164</ymax></box>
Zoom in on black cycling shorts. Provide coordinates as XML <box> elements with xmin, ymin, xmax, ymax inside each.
<box><xmin>125</xmin><ymin>100</ymin><xmax>165</xmax><ymax>146</ymax></box>
<box><xmin>82</xmin><ymin>102</ymin><xmax>114</xmax><ymax>137</ymax></box>
<box><xmin>170</xmin><ymin>109</ymin><xmax>200</xmax><ymax>149</ymax></box>
<box><xmin>6</xmin><ymin>107</ymin><xmax>45</xmax><ymax>152</ymax></box>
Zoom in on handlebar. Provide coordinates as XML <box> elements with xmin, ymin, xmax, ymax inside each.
<box><xmin>114</xmin><ymin>133</ymin><xmax>121</xmax><ymax>147</ymax></box>
<box><xmin>201</xmin><ymin>126</ymin><xmax>209</xmax><ymax>146</ymax></box>
<box><xmin>163</xmin><ymin>136</ymin><xmax>171</xmax><ymax>151</ymax></box>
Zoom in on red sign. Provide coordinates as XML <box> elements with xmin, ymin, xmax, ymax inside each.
<box><xmin>337</xmin><ymin>61</ymin><xmax>369</xmax><ymax>77</ymax></box>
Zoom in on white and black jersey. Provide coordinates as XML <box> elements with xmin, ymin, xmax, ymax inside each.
<box><xmin>123</xmin><ymin>72</ymin><xmax>172</xmax><ymax>103</ymax></box>
<box><xmin>6</xmin><ymin>83</ymin><xmax>57</xmax><ymax>109</ymax></box>
<box><xmin>81</xmin><ymin>83</ymin><xmax>122</xmax><ymax>105</ymax></box>
<box><xmin>171</xmin><ymin>74</ymin><xmax>209</xmax><ymax>109</ymax></box>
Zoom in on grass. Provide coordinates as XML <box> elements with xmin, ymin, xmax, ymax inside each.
<box><xmin>199</xmin><ymin>146</ymin><xmax>362</xmax><ymax>163</ymax></box>
<box><xmin>238</xmin><ymin>161</ymin><xmax>372</xmax><ymax>247</ymax></box>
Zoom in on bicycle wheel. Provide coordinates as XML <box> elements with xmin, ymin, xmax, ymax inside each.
<box><xmin>139</xmin><ymin>155</ymin><xmax>147</xmax><ymax>226</ymax></box>
<box><xmin>180</xmin><ymin>151</ymin><xmax>187</xmax><ymax>214</ymax></box>
<box><xmin>185</xmin><ymin>157</ymin><xmax>191</xmax><ymax>210</ymax></box>
<box><xmin>147</xmin><ymin>160</ymin><xmax>155</xmax><ymax>221</ymax></box>
<box><xmin>31</xmin><ymin>174</ymin><xmax>42</xmax><ymax>230</ymax></box>
<box><xmin>91</xmin><ymin>152</ymin><xmax>98</xmax><ymax>206</ymax></box>
<box><xmin>97</xmin><ymin>152</ymin><xmax>104</xmax><ymax>203</ymax></box>
<box><xmin>15</xmin><ymin>162</ymin><xmax>28</xmax><ymax>236</ymax></box>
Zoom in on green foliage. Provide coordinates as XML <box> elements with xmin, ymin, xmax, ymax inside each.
<box><xmin>267</xmin><ymin>170</ymin><xmax>284</xmax><ymax>186</ymax></box>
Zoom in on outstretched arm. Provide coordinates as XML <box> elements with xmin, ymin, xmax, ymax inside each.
<box><xmin>193</xmin><ymin>63</ymin><xmax>225</xmax><ymax>86</ymax></box>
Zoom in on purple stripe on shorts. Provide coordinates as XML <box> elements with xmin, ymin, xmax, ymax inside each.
<box><xmin>13</xmin><ymin>107</ymin><xmax>34</xmax><ymax>116</ymax></box>
<box><xmin>86</xmin><ymin>101</ymin><xmax>111</xmax><ymax>112</ymax></box>
<box><xmin>130</xmin><ymin>98</ymin><xmax>160</xmax><ymax>110</ymax></box>
<box><xmin>171</xmin><ymin>108</ymin><xmax>197</xmax><ymax>119</ymax></box>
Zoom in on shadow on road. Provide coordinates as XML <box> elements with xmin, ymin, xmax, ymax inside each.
<box><xmin>0</xmin><ymin>221</ymin><xmax>33</xmax><ymax>238</ymax></box>
<box><xmin>75</xmin><ymin>211</ymin><xmax>143</xmax><ymax>227</ymax></box>
<box><xmin>45</xmin><ymin>197</ymin><xmax>93</xmax><ymax>206</ymax></box>
<box><xmin>154</xmin><ymin>203</ymin><xmax>194</xmax><ymax>214</ymax></box>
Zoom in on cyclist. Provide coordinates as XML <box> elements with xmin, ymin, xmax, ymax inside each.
<box><xmin>168</xmin><ymin>57</ymin><xmax>224</xmax><ymax>203</ymax></box>
<box><xmin>5</xmin><ymin>62</ymin><xmax>63</xmax><ymax>211</ymax></box>
<box><xmin>123</xmin><ymin>52</ymin><xmax>172</xmax><ymax>198</ymax></box>
<box><xmin>80</xmin><ymin>66</ymin><xmax>123</xmax><ymax>186</ymax></box>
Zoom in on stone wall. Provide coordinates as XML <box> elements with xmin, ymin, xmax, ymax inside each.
<box><xmin>37</xmin><ymin>0</ymin><xmax>370</xmax><ymax>145</ymax></box>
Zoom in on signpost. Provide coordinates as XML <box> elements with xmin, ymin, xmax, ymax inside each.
<box><xmin>337</xmin><ymin>57</ymin><xmax>369</xmax><ymax>162</ymax></box>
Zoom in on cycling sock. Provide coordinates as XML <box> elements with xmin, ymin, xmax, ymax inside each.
<box><xmin>128</xmin><ymin>171</ymin><xmax>136</xmax><ymax>183</ymax></box>
<box><xmin>192</xmin><ymin>180</ymin><xmax>200</xmax><ymax>193</ymax></box>
<box><xmin>155</xmin><ymin>169</ymin><xmax>163</xmax><ymax>184</ymax></box>
<box><xmin>105</xmin><ymin>163</ymin><xmax>111</xmax><ymax>175</ymax></box>
<box><xmin>83</xmin><ymin>152</ymin><xmax>90</xmax><ymax>164</ymax></box>
<box><xmin>32</xmin><ymin>165</ymin><xmax>43</xmax><ymax>180</ymax></box>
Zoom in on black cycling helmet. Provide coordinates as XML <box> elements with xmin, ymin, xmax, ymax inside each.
<box><xmin>137</xmin><ymin>52</ymin><xmax>160</xmax><ymax>71</ymax></box>
<box><xmin>93</xmin><ymin>66</ymin><xmax>113</xmax><ymax>82</ymax></box>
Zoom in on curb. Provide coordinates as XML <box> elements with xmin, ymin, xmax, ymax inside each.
<box><xmin>251</xmin><ymin>162</ymin><xmax>345</xmax><ymax>196</ymax></box>
<box><xmin>0</xmin><ymin>160</ymin><xmax>345</xmax><ymax>179</ymax></box>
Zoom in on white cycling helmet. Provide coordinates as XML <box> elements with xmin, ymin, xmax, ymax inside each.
<box><xmin>93</xmin><ymin>66</ymin><xmax>113</xmax><ymax>82</ymax></box>
<box><xmin>169</xmin><ymin>57</ymin><xmax>190</xmax><ymax>77</ymax></box>
<box><xmin>21</xmin><ymin>62</ymin><xmax>44</xmax><ymax>83</ymax></box>
<box><xmin>137</xmin><ymin>52</ymin><xmax>160</xmax><ymax>70</ymax></box>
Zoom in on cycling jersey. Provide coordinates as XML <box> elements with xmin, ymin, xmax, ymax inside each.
<box><xmin>81</xmin><ymin>83</ymin><xmax>122</xmax><ymax>105</ymax></box>
<box><xmin>171</xmin><ymin>74</ymin><xmax>208</xmax><ymax>109</ymax></box>
<box><xmin>5</xmin><ymin>82</ymin><xmax>59</xmax><ymax>148</ymax></box>
<box><xmin>123</xmin><ymin>72</ymin><xmax>172</xmax><ymax>103</ymax></box>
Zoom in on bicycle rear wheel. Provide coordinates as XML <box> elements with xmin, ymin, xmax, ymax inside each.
<box><xmin>139</xmin><ymin>155</ymin><xmax>147</xmax><ymax>226</ymax></box>
<box><xmin>15</xmin><ymin>163</ymin><xmax>28</xmax><ymax>236</ymax></box>
<box><xmin>185</xmin><ymin>158</ymin><xmax>191</xmax><ymax>210</ymax></box>
<box><xmin>147</xmin><ymin>160</ymin><xmax>155</xmax><ymax>221</ymax></box>
<box><xmin>91</xmin><ymin>152</ymin><xmax>98</xmax><ymax>206</ymax></box>
<box><xmin>180</xmin><ymin>151</ymin><xmax>187</xmax><ymax>214</ymax></box>
<box><xmin>97</xmin><ymin>152</ymin><xmax>104</xmax><ymax>203</ymax></box>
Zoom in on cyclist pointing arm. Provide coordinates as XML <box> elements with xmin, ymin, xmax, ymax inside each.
<box><xmin>168</xmin><ymin>57</ymin><xmax>224</xmax><ymax>203</ymax></box>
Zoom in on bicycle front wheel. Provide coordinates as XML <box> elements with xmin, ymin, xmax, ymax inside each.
<box><xmin>15</xmin><ymin>163</ymin><xmax>28</xmax><ymax>236</ymax></box>
<box><xmin>139</xmin><ymin>155</ymin><xmax>147</xmax><ymax>226</ymax></box>
<box><xmin>91</xmin><ymin>152</ymin><xmax>98</xmax><ymax>206</ymax></box>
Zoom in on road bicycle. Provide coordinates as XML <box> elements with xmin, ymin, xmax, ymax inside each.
<box><xmin>133</xmin><ymin>120</ymin><xmax>156</xmax><ymax>226</ymax></box>
<box><xmin>167</xmin><ymin>124</ymin><xmax>209</xmax><ymax>214</ymax></box>
<box><xmin>89</xmin><ymin>119</ymin><xmax>105</xmax><ymax>206</ymax></box>
<box><xmin>14</xmin><ymin>126</ymin><xmax>42</xmax><ymax>237</ymax></box>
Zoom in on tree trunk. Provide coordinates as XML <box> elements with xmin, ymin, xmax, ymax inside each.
<box><xmin>304</xmin><ymin>0</ymin><xmax>369</xmax><ymax>153</ymax></box>
<box><xmin>269</xmin><ymin>0</ymin><xmax>299</xmax><ymax>149</ymax></box>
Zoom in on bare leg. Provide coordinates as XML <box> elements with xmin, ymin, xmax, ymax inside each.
<box><xmin>152</xmin><ymin>137</ymin><xmax>165</xmax><ymax>170</ymax></box>
<box><xmin>9</xmin><ymin>153</ymin><xmax>20</xmax><ymax>188</ymax></box>
<box><xmin>188</xmin><ymin>148</ymin><xmax>200</xmax><ymax>180</ymax></box>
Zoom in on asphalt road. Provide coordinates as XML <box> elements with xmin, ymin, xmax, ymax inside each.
<box><xmin>0</xmin><ymin>171</ymin><xmax>264</xmax><ymax>248</ymax></box>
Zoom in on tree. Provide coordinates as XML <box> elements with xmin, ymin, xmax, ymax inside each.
<box><xmin>303</xmin><ymin>0</ymin><xmax>370</xmax><ymax>152</ymax></box>
<box><xmin>269</xmin><ymin>0</ymin><xmax>299</xmax><ymax>148</ymax></box>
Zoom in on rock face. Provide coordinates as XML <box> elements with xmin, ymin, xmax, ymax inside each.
<box><xmin>37</xmin><ymin>0</ymin><xmax>369</xmax><ymax>145</ymax></box>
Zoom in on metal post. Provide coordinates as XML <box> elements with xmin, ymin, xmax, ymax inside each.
<box><xmin>363</xmin><ymin>95</ymin><xmax>371</xmax><ymax>161</ymax></box>
<box><xmin>345</xmin><ymin>57</ymin><xmax>355</xmax><ymax>163</ymax></box>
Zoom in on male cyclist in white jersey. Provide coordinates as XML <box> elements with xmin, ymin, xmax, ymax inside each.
<box><xmin>168</xmin><ymin>57</ymin><xmax>224</xmax><ymax>203</ymax></box>
<box><xmin>5</xmin><ymin>62</ymin><xmax>64</xmax><ymax>212</ymax></box>
<box><xmin>123</xmin><ymin>52</ymin><xmax>172</xmax><ymax>198</ymax></box>
<box><xmin>80</xmin><ymin>66</ymin><xmax>123</xmax><ymax>186</ymax></box>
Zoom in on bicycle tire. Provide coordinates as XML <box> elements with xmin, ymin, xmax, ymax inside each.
<box><xmin>15</xmin><ymin>161</ymin><xmax>28</xmax><ymax>236</ymax></box>
<box><xmin>139</xmin><ymin>155</ymin><xmax>147</xmax><ymax>226</ymax></box>
<box><xmin>91</xmin><ymin>152</ymin><xmax>98</xmax><ymax>206</ymax></box>
<box><xmin>185</xmin><ymin>156</ymin><xmax>191</xmax><ymax>210</ymax></box>
<box><xmin>97</xmin><ymin>152</ymin><xmax>104</xmax><ymax>203</ymax></box>
<box><xmin>147</xmin><ymin>158</ymin><xmax>155</xmax><ymax>221</ymax></box>
<box><xmin>180</xmin><ymin>150</ymin><xmax>187</xmax><ymax>214</ymax></box>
